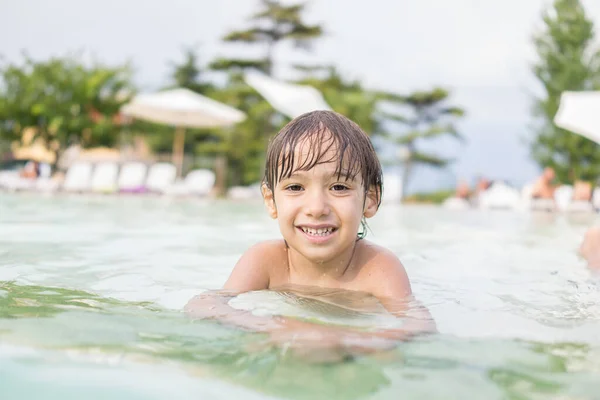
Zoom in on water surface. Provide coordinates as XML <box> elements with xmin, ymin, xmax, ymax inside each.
<box><xmin>1</xmin><ymin>193</ymin><xmax>599</xmax><ymax>399</ymax></box>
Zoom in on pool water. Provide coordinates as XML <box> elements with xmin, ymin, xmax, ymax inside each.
<box><xmin>1</xmin><ymin>193</ymin><xmax>599</xmax><ymax>399</ymax></box>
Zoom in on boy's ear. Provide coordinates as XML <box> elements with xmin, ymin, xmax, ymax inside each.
<box><xmin>363</xmin><ymin>187</ymin><xmax>379</xmax><ymax>218</ymax></box>
<box><xmin>261</xmin><ymin>183</ymin><xmax>278</xmax><ymax>219</ymax></box>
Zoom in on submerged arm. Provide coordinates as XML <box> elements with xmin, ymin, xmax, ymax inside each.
<box><xmin>185</xmin><ymin>242</ymin><xmax>279</xmax><ymax>331</ymax></box>
<box><xmin>365</xmin><ymin>250</ymin><xmax>437</xmax><ymax>339</ymax></box>
<box><xmin>184</xmin><ymin>290</ymin><xmax>281</xmax><ymax>332</ymax></box>
<box><xmin>184</xmin><ymin>290</ymin><xmax>400</xmax><ymax>361</ymax></box>
<box><xmin>374</xmin><ymin>295</ymin><xmax>437</xmax><ymax>340</ymax></box>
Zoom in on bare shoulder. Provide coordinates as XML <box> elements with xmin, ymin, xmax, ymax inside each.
<box><xmin>243</xmin><ymin>239</ymin><xmax>287</xmax><ymax>259</ymax></box>
<box><xmin>354</xmin><ymin>240</ymin><xmax>412</xmax><ymax>298</ymax></box>
<box><xmin>223</xmin><ymin>240</ymin><xmax>287</xmax><ymax>292</ymax></box>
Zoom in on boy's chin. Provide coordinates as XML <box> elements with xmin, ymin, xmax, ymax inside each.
<box><xmin>288</xmin><ymin>244</ymin><xmax>351</xmax><ymax>265</ymax></box>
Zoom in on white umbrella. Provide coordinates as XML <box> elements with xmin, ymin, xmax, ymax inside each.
<box><xmin>121</xmin><ymin>88</ymin><xmax>246</xmax><ymax>176</ymax></box>
<box><xmin>554</xmin><ymin>91</ymin><xmax>600</xmax><ymax>144</ymax></box>
<box><xmin>244</xmin><ymin>72</ymin><xmax>331</xmax><ymax>119</ymax></box>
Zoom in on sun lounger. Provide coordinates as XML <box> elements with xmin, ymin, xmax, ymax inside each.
<box><xmin>566</xmin><ymin>201</ymin><xmax>595</xmax><ymax>213</ymax></box>
<box><xmin>165</xmin><ymin>169</ymin><xmax>215</xmax><ymax>197</ymax></box>
<box><xmin>442</xmin><ymin>197</ymin><xmax>471</xmax><ymax>210</ymax></box>
<box><xmin>381</xmin><ymin>173</ymin><xmax>403</xmax><ymax>203</ymax></box>
<box><xmin>478</xmin><ymin>182</ymin><xmax>521</xmax><ymax>210</ymax></box>
<box><xmin>553</xmin><ymin>185</ymin><xmax>573</xmax><ymax>211</ymax></box>
<box><xmin>62</xmin><ymin>162</ymin><xmax>93</xmax><ymax>192</ymax></box>
<box><xmin>117</xmin><ymin>162</ymin><xmax>148</xmax><ymax>193</ymax></box>
<box><xmin>145</xmin><ymin>163</ymin><xmax>177</xmax><ymax>194</ymax></box>
<box><xmin>90</xmin><ymin>162</ymin><xmax>119</xmax><ymax>193</ymax></box>
<box><xmin>227</xmin><ymin>184</ymin><xmax>262</xmax><ymax>200</ymax></box>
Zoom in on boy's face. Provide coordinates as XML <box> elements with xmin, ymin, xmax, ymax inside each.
<box><xmin>263</xmin><ymin>141</ymin><xmax>378</xmax><ymax>265</ymax></box>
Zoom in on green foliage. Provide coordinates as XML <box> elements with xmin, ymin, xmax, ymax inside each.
<box><xmin>383</xmin><ymin>87</ymin><xmax>464</xmax><ymax>162</ymax></box>
<box><xmin>404</xmin><ymin>189</ymin><xmax>455</xmax><ymax>204</ymax></box>
<box><xmin>168</xmin><ymin>46</ymin><xmax>214</xmax><ymax>94</ymax></box>
<box><xmin>209</xmin><ymin>58</ymin><xmax>269</xmax><ymax>73</ymax></box>
<box><xmin>0</xmin><ymin>53</ymin><xmax>134</xmax><ymax>159</ymax></box>
<box><xmin>208</xmin><ymin>73</ymin><xmax>284</xmax><ymax>186</ymax></box>
<box><xmin>217</xmin><ymin>0</ymin><xmax>324</xmax><ymax>74</ymax></box>
<box><xmin>208</xmin><ymin>0</ymin><xmax>325</xmax><ymax>186</ymax></box>
<box><xmin>294</xmin><ymin>65</ymin><xmax>383</xmax><ymax>136</ymax></box>
<box><xmin>531</xmin><ymin>0</ymin><xmax>600</xmax><ymax>182</ymax></box>
<box><xmin>381</xmin><ymin>87</ymin><xmax>464</xmax><ymax>195</ymax></box>
<box><xmin>133</xmin><ymin>46</ymin><xmax>221</xmax><ymax>165</ymax></box>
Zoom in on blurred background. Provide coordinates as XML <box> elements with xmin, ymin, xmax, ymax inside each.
<box><xmin>1</xmin><ymin>0</ymin><xmax>600</xmax><ymax>201</ymax></box>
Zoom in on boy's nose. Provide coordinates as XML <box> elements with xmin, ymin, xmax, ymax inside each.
<box><xmin>304</xmin><ymin>190</ymin><xmax>330</xmax><ymax>217</ymax></box>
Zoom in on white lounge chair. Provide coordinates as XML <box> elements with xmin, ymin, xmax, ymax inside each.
<box><xmin>91</xmin><ymin>162</ymin><xmax>119</xmax><ymax>193</ymax></box>
<box><xmin>0</xmin><ymin>171</ymin><xmax>34</xmax><ymax>191</ymax></box>
<box><xmin>35</xmin><ymin>163</ymin><xmax>61</xmax><ymax>193</ymax></box>
<box><xmin>165</xmin><ymin>169</ymin><xmax>215</xmax><ymax>197</ymax></box>
<box><xmin>479</xmin><ymin>182</ymin><xmax>521</xmax><ymax>210</ymax></box>
<box><xmin>593</xmin><ymin>187</ymin><xmax>600</xmax><ymax>210</ymax></box>
<box><xmin>566</xmin><ymin>201</ymin><xmax>595</xmax><ymax>213</ymax></box>
<box><xmin>553</xmin><ymin>185</ymin><xmax>573</xmax><ymax>211</ymax></box>
<box><xmin>62</xmin><ymin>162</ymin><xmax>93</xmax><ymax>192</ymax></box>
<box><xmin>227</xmin><ymin>183</ymin><xmax>262</xmax><ymax>200</ymax></box>
<box><xmin>442</xmin><ymin>197</ymin><xmax>471</xmax><ymax>210</ymax></box>
<box><xmin>145</xmin><ymin>163</ymin><xmax>177</xmax><ymax>193</ymax></box>
<box><xmin>381</xmin><ymin>173</ymin><xmax>403</xmax><ymax>204</ymax></box>
<box><xmin>117</xmin><ymin>162</ymin><xmax>148</xmax><ymax>193</ymax></box>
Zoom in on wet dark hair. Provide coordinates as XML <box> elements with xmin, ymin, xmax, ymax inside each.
<box><xmin>263</xmin><ymin>110</ymin><xmax>383</xmax><ymax>238</ymax></box>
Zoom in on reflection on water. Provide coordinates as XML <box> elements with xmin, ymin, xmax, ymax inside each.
<box><xmin>0</xmin><ymin>282</ymin><xmax>392</xmax><ymax>399</ymax></box>
<box><xmin>1</xmin><ymin>281</ymin><xmax>600</xmax><ymax>399</ymax></box>
<box><xmin>229</xmin><ymin>285</ymin><xmax>398</xmax><ymax>328</ymax></box>
<box><xmin>2</xmin><ymin>194</ymin><xmax>600</xmax><ymax>398</ymax></box>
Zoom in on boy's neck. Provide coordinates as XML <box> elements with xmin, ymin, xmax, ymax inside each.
<box><xmin>286</xmin><ymin>241</ymin><xmax>359</xmax><ymax>282</ymax></box>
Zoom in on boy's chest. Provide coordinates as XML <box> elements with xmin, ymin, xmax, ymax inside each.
<box><xmin>268</xmin><ymin>266</ymin><xmax>371</xmax><ymax>294</ymax></box>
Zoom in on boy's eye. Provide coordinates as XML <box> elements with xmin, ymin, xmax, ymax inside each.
<box><xmin>331</xmin><ymin>184</ymin><xmax>349</xmax><ymax>191</ymax></box>
<box><xmin>285</xmin><ymin>184</ymin><xmax>303</xmax><ymax>192</ymax></box>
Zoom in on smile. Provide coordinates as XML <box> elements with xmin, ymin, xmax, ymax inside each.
<box><xmin>297</xmin><ymin>226</ymin><xmax>337</xmax><ymax>244</ymax></box>
<box><xmin>298</xmin><ymin>226</ymin><xmax>337</xmax><ymax>237</ymax></box>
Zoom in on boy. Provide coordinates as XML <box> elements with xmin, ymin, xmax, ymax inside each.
<box><xmin>186</xmin><ymin>111</ymin><xmax>434</xmax><ymax>354</ymax></box>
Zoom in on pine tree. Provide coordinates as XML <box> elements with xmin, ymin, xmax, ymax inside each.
<box><xmin>382</xmin><ymin>88</ymin><xmax>464</xmax><ymax>197</ymax></box>
<box><xmin>531</xmin><ymin>0</ymin><xmax>600</xmax><ymax>182</ymax></box>
<box><xmin>211</xmin><ymin>0</ymin><xmax>323</xmax><ymax>75</ymax></box>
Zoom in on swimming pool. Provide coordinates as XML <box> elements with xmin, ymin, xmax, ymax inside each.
<box><xmin>1</xmin><ymin>193</ymin><xmax>599</xmax><ymax>399</ymax></box>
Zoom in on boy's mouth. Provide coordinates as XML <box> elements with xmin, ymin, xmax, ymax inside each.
<box><xmin>297</xmin><ymin>226</ymin><xmax>337</xmax><ymax>237</ymax></box>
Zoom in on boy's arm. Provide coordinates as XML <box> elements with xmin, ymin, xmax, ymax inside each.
<box><xmin>184</xmin><ymin>242</ymin><xmax>274</xmax><ymax>330</ymax></box>
<box><xmin>223</xmin><ymin>242</ymin><xmax>272</xmax><ymax>292</ymax></box>
<box><xmin>184</xmin><ymin>290</ymin><xmax>283</xmax><ymax>332</ymax></box>
<box><xmin>365</xmin><ymin>250</ymin><xmax>437</xmax><ymax>337</ymax></box>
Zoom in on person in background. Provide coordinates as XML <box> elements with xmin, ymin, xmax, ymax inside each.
<box><xmin>19</xmin><ymin>160</ymin><xmax>39</xmax><ymax>179</ymax></box>
<box><xmin>572</xmin><ymin>180</ymin><xmax>592</xmax><ymax>202</ymax></box>
<box><xmin>531</xmin><ymin>167</ymin><xmax>557</xmax><ymax>199</ymax></box>
<box><xmin>455</xmin><ymin>180</ymin><xmax>471</xmax><ymax>200</ymax></box>
<box><xmin>471</xmin><ymin>176</ymin><xmax>491</xmax><ymax>206</ymax></box>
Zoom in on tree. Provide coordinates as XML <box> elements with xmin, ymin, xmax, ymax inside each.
<box><xmin>207</xmin><ymin>0</ymin><xmax>324</xmax><ymax>187</ymax></box>
<box><xmin>531</xmin><ymin>0</ymin><xmax>600</xmax><ymax>182</ymax></box>
<box><xmin>207</xmin><ymin>73</ymin><xmax>280</xmax><ymax>187</ymax></box>
<box><xmin>211</xmin><ymin>0</ymin><xmax>323</xmax><ymax>75</ymax></box>
<box><xmin>169</xmin><ymin>45</ymin><xmax>213</xmax><ymax>94</ymax></box>
<box><xmin>294</xmin><ymin>64</ymin><xmax>383</xmax><ymax>135</ymax></box>
<box><xmin>134</xmin><ymin>46</ymin><xmax>219</xmax><ymax>170</ymax></box>
<box><xmin>381</xmin><ymin>88</ymin><xmax>465</xmax><ymax>197</ymax></box>
<box><xmin>0</xmin><ymin>54</ymin><xmax>134</xmax><ymax>162</ymax></box>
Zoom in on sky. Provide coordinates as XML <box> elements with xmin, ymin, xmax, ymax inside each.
<box><xmin>2</xmin><ymin>0</ymin><xmax>600</xmax><ymax>192</ymax></box>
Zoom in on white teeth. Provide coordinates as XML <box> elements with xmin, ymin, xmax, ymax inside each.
<box><xmin>301</xmin><ymin>227</ymin><xmax>334</xmax><ymax>236</ymax></box>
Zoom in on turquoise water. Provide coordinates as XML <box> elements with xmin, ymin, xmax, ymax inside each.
<box><xmin>1</xmin><ymin>193</ymin><xmax>600</xmax><ymax>399</ymax></box>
